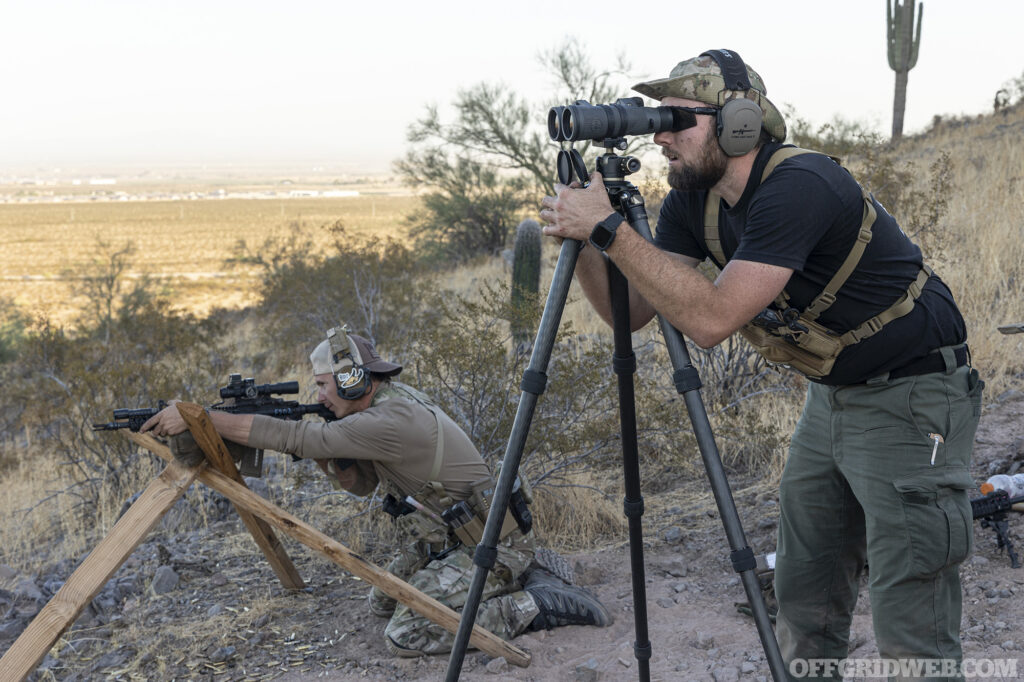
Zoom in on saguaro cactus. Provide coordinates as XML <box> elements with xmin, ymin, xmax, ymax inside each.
<box><xmin>511</xmin><ymin>219</ymin><xmax>541</xmax><ymax>350</ymax></box>
<box><xmin>887</xmin><ymin>0</ymin><xmax>923</xmax><ymax>141</ymax></box>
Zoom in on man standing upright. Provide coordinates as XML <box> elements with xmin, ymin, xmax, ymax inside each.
<box><xmin>541</xmin><ymin>49</ymin><xmax>982</xmax><ymax>681</ymax></box>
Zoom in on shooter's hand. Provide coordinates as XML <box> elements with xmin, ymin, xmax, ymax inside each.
<box><xmin>140</xmin><ymin>400</ymin><xmax>187</xmax><ymax>437</ymax></box>
<box><xmin>539</xmin><ymin>172</ymin><xmax>616</xmax><ymax>243</ymax></box>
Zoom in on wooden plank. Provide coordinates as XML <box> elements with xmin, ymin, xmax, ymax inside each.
<box><xmin>0</xmin><ymin>460</ymin><xmax>198</xmax><ymax>681</ymax></box>
<box><xmin>127</xmin><ymin>431</ymin><xmax>532</xmax><ymax>667</ymax></box>
<box><xmin>175</xmin><ymin>402</ymin><xmax>304</xmax><ymax>590</ymax></box>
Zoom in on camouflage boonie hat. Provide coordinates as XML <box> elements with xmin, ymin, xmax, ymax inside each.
<box><xmin>633</xmin><ymin>53</ymin><xmax>787</xmax><ymax>142</ymax></box>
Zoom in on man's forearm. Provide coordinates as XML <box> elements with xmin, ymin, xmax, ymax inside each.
<box><xmin>603</xmin><ymin>224</ymin><xmax>788</xmax><ymax>347</ymax></box>
<box><xmin>208</xmin><ymin>411</ymin><xmax>255</xmax><ymax>446</ymax></box>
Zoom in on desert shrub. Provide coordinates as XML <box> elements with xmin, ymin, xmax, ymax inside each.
<box><xmin>0</xmin><ymin>295</ymin><xmax>28</xmax><ymax>363</ymax></box>
<box><xmin>396</xmin><ymin>38</ymin><xmax>638</xmax><ymax>262</ymax></box>
<box><xmin>231</xmin><ymin>220</ymin><xmax>427</xmax><ymax>371</ymax></box>
<box><xmin>0</xmin><ymin>242</ymin><xmax>228</xmax><ymax>522</ymax></box>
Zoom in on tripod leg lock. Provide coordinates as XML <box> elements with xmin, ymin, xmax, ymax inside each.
<box><xmin>634</xmin><ymin>642</ymin><xmax>653</xmax><ymax>661</ymax></box>
<box><xmin>623</xmin><ymin>497</ymin><xmax>645</xmax><ymax>519</ymax></box>
<box><xmin>473</xmin><ymin>544</ymin><xmax>498</xmax><ymax>570</ymax></box>
<box><xmin>613</xmin><ymin>352</ymin><xmax>637</xmax><ymax>375</ymax></box>
<box><xmin>673</xmin><ymin>367</ymin><xmax>703</xmax><ymax>393</ymax></box>
<box><xmin>730</xmin><ymin>546</ymin><xmax>757</xmax><ymax>573</ymax></box>
<box><xmin>520</xmin><ymin>369</ymin><xmax>548</xmax><ymax>395</ymax></box>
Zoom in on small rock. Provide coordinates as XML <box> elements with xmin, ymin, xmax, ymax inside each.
<box><xmin>209</xmin><ymin>646</ymin><xmax>235</xmax><ymax>663</ymax></box>
<box><xmin>207</xmin><ymin>603</ymin><xmax>224</xmax><ymax>617</ymax></box>
<box><xmin>485</xmin><ymin>656</ymin><xmax>508</xmax><ymax>673</ymax></box>
<box><xmin>694</xmin><ymin>631</ymin><xmax>715</xmax><ymax>650</ymax></box>
<box><xmin>574</xmin><ymin>657</ymin><xmax>600</xmax><ymax>682</ymax></box>
<box><xmin>662</xmin><ymin>526</ymin><xmax>684</xmax><ymax>544</ymax></box>
<box><xmin>0</xmin><ymin>565</ymin><xmax>17</xmax><ymax>581</ymax></box>
<box><xmin>150</xmin><ymin>566</ymin><xmax>179</xmax><ymax>595</ymax></box>
<box><xmin>656</xmin><ymin>597</ymin><xmax>674</xmax><ymax>609</ymax></box>
<box><xmin>971</xmin><ymin>555</ymin><xmax>989</xmax><ymax>566</ymax></box>
<box><xmin>664</xmin><ymin>559</ymin><xmax>688</xmax><ymax>578</ymax></box>
<box><xmin>91</xmin><ymin>651</ymin><xmax>128</xmax><ymax>670</ymax></box>
<box><xmin>672</xmin><ymin>582</ymin><xmax>688</xmax><ymax>593</ymax></box>
<box><xmin>712</xmin><ymin>665</ymin><xmax>740</xmax><ymax>681</ymax></box>
<box><xmin>1001</xmin><ymin>640</ymin><xmax>1015</xmax><ymax>650</ymax></box>
<box><xmin>741</xmin><ymin>661</ymin><xmax>757</xmax><ymax>674</ymax></box>
<box><xmin>0</xmin><ymin>618</ymin><xmax>25</xmax><ymax>638</ymax></box>
<box><xmin>14</xmin><ymin>578</ymin><xmax>43</xmax><ymax>602</ymax></box>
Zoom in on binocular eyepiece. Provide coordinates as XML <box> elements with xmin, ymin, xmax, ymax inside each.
<box><xmin>549</xmin><ymin>97</ymin><xmax>696</xmax><ymax>143</ymax></box>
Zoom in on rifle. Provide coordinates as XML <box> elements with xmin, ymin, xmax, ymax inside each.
<box><xmin>93</xmin><ymin>373</ymin><xmax>335</xmax><ymax>476</ymax></box>
<box><xmin>971</xmin><ymin>489</ymin><xmax>1024</xmax><ymax>568</ymax></box>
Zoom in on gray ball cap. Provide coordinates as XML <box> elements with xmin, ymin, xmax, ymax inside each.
<box><xmin>632</xmin><ymin>53</ymin><xmax>787</xmax><ymax>142</ymax></box>
<box><xmin>310</xmin><ymin>334</ymin><xmax>402</xmax><ymax>377</ymax></box>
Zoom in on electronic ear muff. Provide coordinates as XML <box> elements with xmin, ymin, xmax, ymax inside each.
<box><xmin>326</xmin><ymin>326</ymin><xmax>372</xmax><ymax>400</ymax></box>
<box><xmin>700</xmin><ymin>49</ymin><xmax>764</xmax><ymax>157</ymax></box>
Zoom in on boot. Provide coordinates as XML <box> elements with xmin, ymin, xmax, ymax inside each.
<box><xmin>524</xmin><ymin>569</ymin><xmax>613</xmax><ymax>631</ymax></box>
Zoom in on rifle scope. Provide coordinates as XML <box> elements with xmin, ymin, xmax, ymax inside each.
<box><xmin>220</xmin><ymin>374</ymin><xmax>299</xmax><ymax>400</ymax></box>
<box><xmin>548</xmin><ymin>97</ymin><xmax>699</xmax><ymax>142</ymax></box>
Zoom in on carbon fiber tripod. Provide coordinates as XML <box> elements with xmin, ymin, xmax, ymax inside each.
<box><xmin>444</xmin><ymin>143</ymin><xmax>785</xmax><ymax>682</ymax></box>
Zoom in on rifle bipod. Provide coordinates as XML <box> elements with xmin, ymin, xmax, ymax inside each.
<box><xmin>443</xmin><ymin>149</ymin><xmax>786</xmax><ymax>682</ymax></box>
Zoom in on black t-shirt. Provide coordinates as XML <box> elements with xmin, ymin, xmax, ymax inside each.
<box><xmin>653</xmin><ymin>142</ymin><xmax>966</xmax><ymax>385</ymax></box>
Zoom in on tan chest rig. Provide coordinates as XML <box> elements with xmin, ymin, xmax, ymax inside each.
<box><xmin>371</xmin><ymin>382</ymin><xmax>531</xmax><ymax>552</ymax></box>
<box><xmin>704</xmin><ymin>147</ymin><xmax>931</xmax><ymax>378</ymax></box>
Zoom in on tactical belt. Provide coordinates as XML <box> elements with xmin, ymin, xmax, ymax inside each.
<box><xmin>874</xmin><ymin>344</ymin><xmax>969</xmax><ymax>383</ymax></box>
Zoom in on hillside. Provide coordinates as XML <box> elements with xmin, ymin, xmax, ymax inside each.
<box><xmin>1</xmin><ymin>102</ymin><xmax>1024</xmax><ymax>680</ymax></box>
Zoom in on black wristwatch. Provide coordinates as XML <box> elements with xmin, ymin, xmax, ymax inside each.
<box><xmin>589</xmin><ymin>212</ymin><xmax>625</xmax><ymax>251</ymax></box>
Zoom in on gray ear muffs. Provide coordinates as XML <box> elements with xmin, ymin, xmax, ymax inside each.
<box><xmin>335</xmin><ymin>365</ymin><xmax>371</xmax><ymax>400</ymax></box>
<box><xmin>717</xmin><ymin>98</ymin><xmax>763</xmax><ymax>156</ymax></box>
<box><xmin>326</xmin><ymin>325</ymin><xmax>372</xmax><ymax>400</ymax></box>
<box><xmin>700</xmin><ymin>49</ymin><xmax>764</xmax><ymax>157</ymax></box>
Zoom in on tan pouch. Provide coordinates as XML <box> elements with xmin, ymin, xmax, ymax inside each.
<box><xmin>738</xmin><ymin>318</ymin><xmax>842</xmax><ymax>378</ymax></box>
<box><xmin>469</xmin><ymin>476</ymin><xmax>519</xmax><ymax>541</ymax></box>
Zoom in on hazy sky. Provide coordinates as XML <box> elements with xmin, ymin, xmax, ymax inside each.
<box><xmin>2</xmin><ymin>0</ymin><xmax>1021</xmax><ymax>173</ymax></box>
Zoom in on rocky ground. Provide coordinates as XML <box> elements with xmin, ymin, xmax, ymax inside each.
<box><xmin>3</xmin><ymin>391</ymin><xmax>1024</xmax><ymax>681</ymax></box>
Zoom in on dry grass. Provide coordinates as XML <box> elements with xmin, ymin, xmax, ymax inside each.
<box><xmin>0</xmin><ymin>195</ymin><xmax>418</xmax><ymax>322</ymax></box>
<box><xmin>881</xmin><ymin>107</ymin><xmax>1024</xmax><ymax>396</ymax></box>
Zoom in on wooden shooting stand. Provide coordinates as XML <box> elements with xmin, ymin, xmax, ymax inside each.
<box><xmin>0</xmin><ymin>403</ymin><xmax>530</xmax><ymax>680</ymax></box>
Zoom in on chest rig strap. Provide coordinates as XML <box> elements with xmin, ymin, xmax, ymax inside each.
<box><xmin>701</xmin><ymin>146</ymin><xmax>931</xmax><ymax>375</ymax></box>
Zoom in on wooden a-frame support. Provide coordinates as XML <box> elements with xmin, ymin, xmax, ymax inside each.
<box><xmin>0</xmin><ymin>403</ymin><xmax>530</xmax><ymax>680</ymax></box>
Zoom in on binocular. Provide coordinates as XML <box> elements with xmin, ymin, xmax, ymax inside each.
<box><xmin>548</xmin><ymin>96</ymin><xmax>699</xmax><ymax>142</ymax></box>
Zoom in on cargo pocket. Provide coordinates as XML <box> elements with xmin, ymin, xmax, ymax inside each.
<box><xmin>892</xmin><ymin>466</ymin><xmax>973</xmax><ymax>578</ymax></box>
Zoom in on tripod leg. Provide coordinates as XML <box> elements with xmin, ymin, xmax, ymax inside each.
<box><xmin>620</xmin><ymin>201</ymin><xmax>788</xmax><ymax>682</ymax></box>
<box><xmin>607</xmin><ymin>258</ymin><xmax>653</xmax><ymax>681</ymax></box>
<box><xmin>445</xmin><ymin>239</ymin><xmax>583</xmax><ymax>682</ymax></box>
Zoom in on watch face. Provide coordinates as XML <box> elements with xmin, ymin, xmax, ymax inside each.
<box><xmin>589</xmin><ymin>214</ymin><xmax>621</xmax><ymax>251</ymax></box>
<box><xmin>589</xmin><ymin>224</ymin><xmax>614</xmax><ymax>250</ymax></box>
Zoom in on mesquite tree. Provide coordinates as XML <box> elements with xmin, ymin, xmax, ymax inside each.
<box><xmin>887</xmin><ymin>0</ymin><xmax>923</xmax><ymax>141</ymax></box>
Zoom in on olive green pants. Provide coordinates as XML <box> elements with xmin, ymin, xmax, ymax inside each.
<box><xmin>775</xmin><ymin>360</ymin><xmax>982</xmax><ymax>682</ymax></box>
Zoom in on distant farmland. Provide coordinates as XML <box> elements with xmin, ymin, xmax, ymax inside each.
<box><xmin>0</xmin><ymin>195</ymin><xmax>419</xmax><ymax>321</ymax></box>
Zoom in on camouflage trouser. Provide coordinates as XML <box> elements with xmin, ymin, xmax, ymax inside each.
<box><xmin>372</xmin><ymin>531</ymin><xmax>539</xmax><ymax>655</ymax></box>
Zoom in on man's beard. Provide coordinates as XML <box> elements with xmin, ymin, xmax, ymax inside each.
<box><xmin>666</xmin><ymin>126</ymin><xmax>728</xmax><ymax>192</ymax></box>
